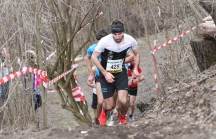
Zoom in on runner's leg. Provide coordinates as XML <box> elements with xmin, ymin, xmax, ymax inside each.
<box><xmin>129</xmin><ymin>95</ymin><xmax>136</xmax><ymax>116</ymax></box>
<box><xmin>113</xmin><ymin>90</ymin><xmax>117</xmax><ymax>107</ymax></box>
<box><xmin>114</xmin><ymin>68</ymin><xmax>129</xmax><ymax>124</ymax></box>
<box><xmin>128</xmin><ymin>87</ymin><xmax>137</xmax><ymax>121</ymax></box>
<box><xmin>115</xmin><ymin>96</ymin><xmax>121</xmax><ymax>119</ymax></box>
<box><xmin>118</xmin><ymin>90</ymin><xmax>128</xmax><ymax>117</ymax></box>
<box><xmin>95</xmin><ymin>82</ymin><xmax>103</xmax><ymax>122</ymax></box>
<box><xmin>91</xmin><ymin>93</ymin><xmax>99</xmax><ymax>125</ymax></box>
<box><xmin>98</xmin><ymin>76</ymin><xmax>115</xmax><ymax>125</ymax></box>
<box><xmin>103</xmin><ymin>97</ymin><xmax>115</xmax><ymax>111</ymax></box>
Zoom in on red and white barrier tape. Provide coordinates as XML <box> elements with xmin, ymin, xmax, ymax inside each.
<box><xmin>24</xmin><ymin>67</ymin><xmax>47</xmax><ymax>76</ymax></box>
<box><xmin>0</xmin><ymin>67</ymin><xmax>46</xmax><ymax>85</ymax></box>
<box><xmin>154</xmin><ymin>68</ymin><xmax>159</xmax><ymax>91</ymax></box>
<box><xmin>76</xmin><ymin>12</ymin><xmax>103</xmax><ymax>35</ymax></box>
<box><xmin>72</xmin><ymin>86</ymin><xmax>84</xmax><ymax>96</ymax></box>
<box><xmin>151</xmin><ymin>24</ymin><xmax>201</xmax><ymax>54</ymax></box>
<box><xmin>43</xmin><ymin>63</ymin><xmax>78</xmax><ymax>88</ymax></box>
<box><xmin>152</xmin><ymin>40</ymin><xmax>159</xmax><ymax>91</ymax></box>
<box><xmin>150</xmin><ymin>24</ymin><xmax>201</xmax><ymax>91</ymax></box>
<box><xmin>0</xmin><ymin>63</ymin><xmax>78</xmax><ymax>89</ymax></box>
<box><xmin>0</xmin><ymin>63</ymin><xmax>84</xmax><ymax>102</ymax></box>
<box><xmin>47</xmin><ymin>86</ymin><xmax>86</xmax><ymax>102</ymax></box>
<box><xmin>45</xmin><ymin>12</ymin><xmax>103</xmax><ymax>61</ymax></box>
<box><xmin>72</xmin><ymin>86</ymin><xmax>86</xmax><ymax>101</ymax></box>
<box><xmin>45</xmin><ymin>51</ymin><xmax>56</xmax><ymax>61</ymax></box>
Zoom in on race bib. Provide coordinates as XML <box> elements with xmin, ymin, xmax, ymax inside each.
<box><xmin>106</xmin><ymin>59</ymin><xmax>123</xmax><ymax>73</ymax></box>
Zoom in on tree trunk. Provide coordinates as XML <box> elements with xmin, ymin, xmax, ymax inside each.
<box><xmin>199</xmin><ymin>0</ymin><xmax>216</xmax><ymax>24</ymax></box>
<box><xmin>190</xmin><ymin>34</ymin><xmax>216</xmax><ymax>72</ymax></box>
<box><xmin>35</xmin><ymin>1</ymin><xmax>47</xmax><ymax>128</ymax></box>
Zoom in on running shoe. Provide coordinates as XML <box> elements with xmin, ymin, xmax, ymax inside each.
<box><xmin>99</xmin><ymin>109</ymin><xmax>108</xmax><ymax>126</ymax></box>
<box><xmin>106</xmin><ymin>111</ymin><xmax>111</xmax><ymax>125</ymax></box>
<box><xmin>119</xmin><ymin>116</ymin><xmax>128</xmax><ymax>124</ymax></box>
<box><xmin>128</xmin><ymin>116</ymin><xmax>135</xmax><ymax>122</ymax></box>
<box><xmin>107</xmin><ymin>113</ymin><xmax>114</xmax><ymax>126</ymax></box>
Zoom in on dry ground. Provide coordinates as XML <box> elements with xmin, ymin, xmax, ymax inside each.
<box><xmin>1</xmin><ymin>27</ymin><xmax>216</xmax><ymax>138</ymax></box>
<box><xmin>1</xmin><ymin>62</ymin><xmax>216</xmax><ymax>139</ymax></box>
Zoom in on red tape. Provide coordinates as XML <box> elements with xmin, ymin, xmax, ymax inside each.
<box><xmin>43</xmin><ymin>63</ymin><xmax>78</xmax><ymax>88</ymax></box>
<box><xmin>47</xmin><ymin>86</ymin><xmax>86</xmax><ymax>102</ymax></box>
<box><xmin>150</xmin><ymin>24</ymin><xmax>201</xmax><ymax>54</ymax></box>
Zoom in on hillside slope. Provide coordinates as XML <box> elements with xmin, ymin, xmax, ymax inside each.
<box><xmin>0</xmin><ymin>59</ymin><xmax>216</xmax><ymax>138</ymax></box>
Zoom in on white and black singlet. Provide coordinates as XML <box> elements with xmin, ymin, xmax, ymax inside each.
<box><xmin>95</xmin><ymin>33</ymin><xmax>137</xmax><ymax>74</ymax></box>
<box><xmin>94</xmin><ymin>33</ymin><xmax>138</xmax><ymax>99</ymax></box>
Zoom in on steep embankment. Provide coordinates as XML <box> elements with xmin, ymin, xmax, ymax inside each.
<box><xmin>82</xmin><ymin>64</ymin><xmax>216</xmax><ymax>138</ymax></box>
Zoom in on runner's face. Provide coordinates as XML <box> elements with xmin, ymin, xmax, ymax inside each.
<box><xmin>112</xmin><ymin>33</ymin><xmax>124</xmax><ymax>43</ymax></box>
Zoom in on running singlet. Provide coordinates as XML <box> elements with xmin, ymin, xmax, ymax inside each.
<box><xmin>87</xmin><ymin>42</ymin><xmax>131</xmax><ymax>74</ymax></box>
<box><xmin>101</xmin><ymin>48</ymin><xmax>128</xmax><ymax>73</ymax></box>
<box><xmin>95</xmin><ymin>34</ymin><xmax>138</xmax><ymax>74</ymax></box>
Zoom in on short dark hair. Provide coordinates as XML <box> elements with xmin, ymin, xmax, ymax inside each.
<box><xmin>111</xmin><ymin>20</ymin><xmax>124</xmax><ymax>28</ymax></box>
<box><xmin>96</xmin><ymin>29</ymin><xmax>108</xmax><ymax>40</ymax></box>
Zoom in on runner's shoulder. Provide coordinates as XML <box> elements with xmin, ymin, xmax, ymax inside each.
<box><xmin>124</xmin><ymin>34</ymin><xmax>136</xmax><ymax>40</ymax></box>
<box><xmin>87</xmin><ymin>43</ymin><xmax>98</xmax><ymax>54</ymax></box>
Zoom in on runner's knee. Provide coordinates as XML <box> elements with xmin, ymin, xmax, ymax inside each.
<box><xmin>103</xmin><ymin>105</ymin><xmax>115</xmax><ymax>111</ymax></box>
<box><xmin>103</xmin><ymin>101</ymin><xmax>115</xmax><ymax>111</ymax></box>
<box><xmin>119</xmin><ymin>98</ymin><xmax>128</xmax><ymax>106</ymax></box>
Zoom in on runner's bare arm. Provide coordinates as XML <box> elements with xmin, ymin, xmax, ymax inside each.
<box><xmin>86</xmin><ymin>66</ymin><xmax>96</xmax><ymax>88</ymax></box>
<box><xmin>132</xmin><ymin>48</ymin><xmax>140</xmax><ymax>76</ymax></box>
<box><xmin>125</xmin><ymin>52</ymin><xmax>134</xmax><ymax>63</ymax></box>
<box><xmin>87</xmin><ymin>80</ymin><xmax>96</xmax><ymax>88</ymax></box>
<box><xmin>139</xmin><ymin>72</ymin><xmax>145</xmax><ymax>81</ymax></box>
<box><xmin>85</xmin><ymin>54</ymin><xmax>94</xmax><ymax>83</ymax></box>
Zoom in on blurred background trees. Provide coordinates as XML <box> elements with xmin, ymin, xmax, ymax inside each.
<box><xmin>0</xmin><ymin>0</ymin><xmax>214</xmax><ymax>128</ymax></box>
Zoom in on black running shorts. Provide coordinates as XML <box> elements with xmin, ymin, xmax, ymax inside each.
<box><xmin>99</xmin><ymin>68</ymin><xmax>128</xmax><ymax>99</ymax></box>
<box><xmin>91</xmin><ymin>93</ymin><xmax>98</xmax><ymax>109</ymax></box>
<box><xmin>95</xmin><ymin>76</ymin><xmax>99</xmax><ymax>83</ymax></box>
<box><xmin>128</xmin><ymin>87</ymin><xmax>138</xmax><ymax>96</ymax></box>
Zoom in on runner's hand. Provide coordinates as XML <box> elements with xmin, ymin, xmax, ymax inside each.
<box><xmin>104</xmin><ymin>72</ymin><xmax>115</xmax><ymax>83</ymax></box>
<box><xmin>139</xmin><ymin>74</ymin><xmax>145</xmax><ymax>81</ymax></box>
<box><xmin>133</xmin><ymin>68</ymin><xmax>140</xmax><ymax>77</ymax></box>
<box><xmin>88</xmin><ymin>74</ymin><xmax>95</xmax><ymax>84</ymax></box>
<box><xmin>132</xmin><ymin>79</ymin><xmax>139</xmax><ymax>84</ymax></box>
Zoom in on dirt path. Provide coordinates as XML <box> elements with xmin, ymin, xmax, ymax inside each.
<box><xmin>2</xmin><ymin>34</ymin><xmax>215</xmax><ymax>138</ymax></box>
<box><xmin>1</xmin><ymin>62</ymin><xmax>215</xmax><ymax>139</ymax></box>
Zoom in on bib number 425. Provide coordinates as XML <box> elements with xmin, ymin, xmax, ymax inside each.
<box><xmin>110</xmin><ymin>64</ymin><xmax>119</xmax><ymax>69</ymax></box>
<box><xmin>106</xmin><ymin>59</ymin><xmax>123</xmax><ymax>73</ymax></box>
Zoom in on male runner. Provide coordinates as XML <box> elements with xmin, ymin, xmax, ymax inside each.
<box><xmin>91</xmin><ymin>20</ymin><xmax>140</xmax><ymax>124</ymax></box>
<box><xmin>127</xmin><ymin>61</ymin><xmax>144</xmax><ymax>121</ymax></box>
<box><xmin>85</xmin><ymin>29</ymin><xmax>134</xmax><ymax>125</ymax></box>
